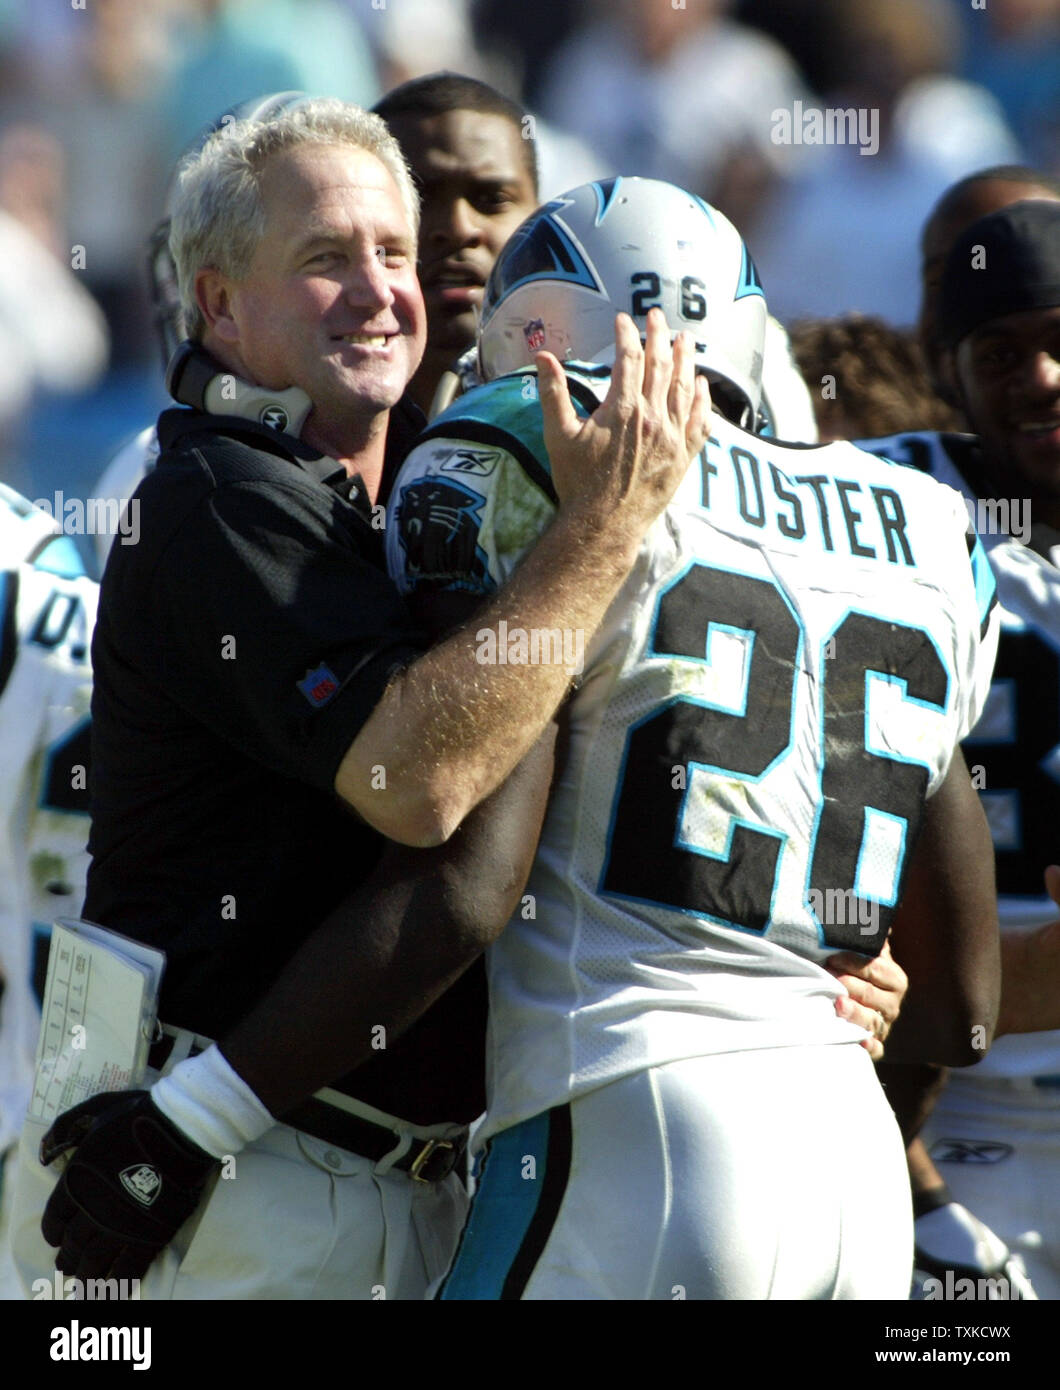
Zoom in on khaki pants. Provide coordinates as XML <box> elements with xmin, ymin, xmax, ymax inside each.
<box><xmin>10</xmin><ymin>1092</ymin><xmax>468</xmax><ymax>1301</ymax></box>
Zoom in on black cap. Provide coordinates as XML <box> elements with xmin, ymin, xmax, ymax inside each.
<box><xmin>937</xmin><ymin>200</ymin><xmax>1060</xmax><ymax>349</ymax></box>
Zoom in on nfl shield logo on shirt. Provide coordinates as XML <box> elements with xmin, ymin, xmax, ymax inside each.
<box><xmin>298</xmin><ymin>664</ymin><xmax>339</xmax><ymax>707</ymax></box>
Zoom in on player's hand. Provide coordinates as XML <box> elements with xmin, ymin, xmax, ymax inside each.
<box><xmin>536</xmin><ymin>308</ymin><xmax>710</xmax><ymax>539</ymax></box>
<box><xmin>826</xmin><ymin>937</ymin><xmax>908</xmax><ymax>1061</ymax></box>
<box><xmin>40</xmin><ymin>1089</ymin><xmax>217</xmax><ymax>1281</ymax></box>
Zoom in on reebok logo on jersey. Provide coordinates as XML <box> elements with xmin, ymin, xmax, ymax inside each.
<box><xmin>119</xmin><ymin>1165</ymin><xmax>162</xmax><ymax>1206</ymax></box>
<box><xmin>929</xmin><ymin>1139</ymin><xmax>1013</xmax><ymax>1165</ymax></box>
<box><xmin>436</xmin><ymin>447</ymin><xmax>501</xmax><ymax>478</ymax></box>
<box><xmin>297</xmin><ymin>664</ymin><xmax>339</xmax><ymax>708</ymax></box>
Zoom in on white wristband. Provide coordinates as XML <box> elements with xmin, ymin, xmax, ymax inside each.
<box><xmin>150</xmin><ymin>1044</ymin><xmax>274</xmax><ymax>1159</ymax></box>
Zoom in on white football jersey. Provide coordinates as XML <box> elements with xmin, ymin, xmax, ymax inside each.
<box><xmin>0</xmin><ymin>484</ymin><xmax>96</xmax><ymax>1151</ymax></box>
<box><xmin>388</xmin><ymin>379</ymin><xmax>998</xmax><ymax>1139</ymax></box>
<box><xmin>862</xmin><ymin>430</ymin><xmax>1060</xmax><ymax>1079</ymax></box>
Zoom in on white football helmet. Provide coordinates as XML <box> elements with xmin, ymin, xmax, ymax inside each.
<box><xmin>477</xmin><ymin>177</ymin><xmax>768</xmax><ymax>425</ymax></box>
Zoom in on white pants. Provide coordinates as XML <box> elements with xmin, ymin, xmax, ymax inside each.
<box><xmin>9</xmin><ymin>1087</ymin><xmax>468</xmax><ymax>1301</ymax></box>
<box><xmin>441</xmin><ymin>1044</ymin><xmax>912</xmax><ymax>1300</ymax></box>
<box><xmin>921</xmin><ymin>1072</ymin><xmax>1060</xmax><ymax>1300</ymax></box>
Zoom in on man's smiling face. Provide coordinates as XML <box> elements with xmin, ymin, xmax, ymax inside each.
<box><xmin>211</xmin><ymin>141</ymin><xmax>426</xmax><ymax>443</ymax></box>
<box><xmin>954</xmin><ymin>305</ymin><xmax>1060</xmax><ymax>501</ymax></box>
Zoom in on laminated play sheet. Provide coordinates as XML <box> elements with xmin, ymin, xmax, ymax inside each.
<box><xmin>29</xmin><ymin>918</ymin><xmax>165</xmax><ymax>1124</ymax></box>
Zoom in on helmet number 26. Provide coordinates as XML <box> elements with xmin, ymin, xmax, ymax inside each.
<box><xmin>630</xmin><ymin>272</ymin><xmax>707</xmax><ymax>322</ymax></box>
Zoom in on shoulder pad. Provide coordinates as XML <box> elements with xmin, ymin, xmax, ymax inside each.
<box><xmin>420</xmin><ymin>370</ymin><xmax>594</xmax><ymax>506</ymax></box>
<box><xmin>0</xmin><ymin>482</ymin><xmax>74</xmax><ymax>571</ymax></box>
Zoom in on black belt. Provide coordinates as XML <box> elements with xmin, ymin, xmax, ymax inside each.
<box><xmin>280</xmin><ymin>1096</ymin><xmax>466</xmax><ymax>1183</ymax></box>
<box><xmin>147</xmin><ymin>1031</ymin><xmax>465</xmax><ymax>1184</ymax></box>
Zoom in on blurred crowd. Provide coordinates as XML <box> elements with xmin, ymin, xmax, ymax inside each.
<box><xmin>0</xmin><ymin>0</ymin><xmax>1056</xmax><ymax>523</ymax></box>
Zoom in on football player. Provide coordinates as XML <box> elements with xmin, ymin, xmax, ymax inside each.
<box><xmin>373</xmin><ymin>74</ymin><xmax>540</xmax><ymax>420</ymax></box>
<box><xmin>863</xmin><ymin>198</ymin><xmax>1060</xmax><ymax>1300</ymax></box>
<box><xmin>919</xmin><ymin>165</ymin><xmax>1060</xmax><ymax>395</ymax></box>
<box><xmin>386</xmin><ymin>179</ymin><xmax>1002</xmax><ymax>1298</ymax></box>
<box><xmin>0</xmin><ymin>485</ymin><xmax>96</xmax><ymax>1296</ymax></box>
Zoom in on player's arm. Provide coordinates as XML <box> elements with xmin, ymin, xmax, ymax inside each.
<box><xmin>335</xmin><ymin>310</ymin><xmax>710</xmax><ymax>846</ymax></box>
<box><xmin>994</xmin><ymin>865</ymin><xmax>1060</xmax><ymax>1036</ymax></box>
<box><xmin>40</xmin><ymin>718</ymin><xmax>559</xmax><ymax>1279</ymax></box>
<box><xmin>879</xmin><ymin>746</ymin><xmax>1001</xmax><ymax>1066</ymax></box>
<box><xmin>220</xmin><ymin>724</ymin><xmax>558</xmax><ymax>1114</ymax></box>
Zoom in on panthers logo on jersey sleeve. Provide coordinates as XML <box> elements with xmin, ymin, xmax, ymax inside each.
<box><xmin>391</xmin><ymin>475</ymin><xmax>492</xmax><ymax>594</ymax></box>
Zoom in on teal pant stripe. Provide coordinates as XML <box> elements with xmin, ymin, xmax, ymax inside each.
<box><xmin>438</xmin><ymin>1111</ymin><xmax>554</xmax><ymax>1300</ymax></box>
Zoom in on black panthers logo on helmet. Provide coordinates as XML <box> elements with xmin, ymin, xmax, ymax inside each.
<box><xmin>395</xmin><ymin>477</ymin><xmax>491</xmax><ymax>592</ymax></box>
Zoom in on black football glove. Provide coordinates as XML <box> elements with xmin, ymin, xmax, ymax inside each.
<box><xmin>40</xmin><ymin>1090</ymin><xmax>218</xmax><ymax>1281</ymax></box>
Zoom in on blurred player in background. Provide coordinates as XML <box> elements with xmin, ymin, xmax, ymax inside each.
<box><xmin>373</xmin><ymin>74</ymin><xmax>540</xmax><ymax>419</ymax></box>
<box><xmin>0</xmin><ymin>487</ymin><xmax>96</xmax><ymax>1296</ymax></box>
<box><xmin>919</xmin><ymin>166</ymin><xmax>1060</xmax><ymax>393</ymax></box>
<box><xmin>862</xmin><ymin>198</ymin><xmax>1060</xmax><ymax>1300</ymax></box>
<box><xmin>387</xmin><ymin>178</ymin><xmax>1002</xmax><ymax>1299</ymax></box>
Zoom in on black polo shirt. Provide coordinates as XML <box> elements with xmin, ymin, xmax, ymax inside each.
<box><xmin>84</xmin><ymin>400</ymin><xmax>488</xmax><ymax>1123</ymax></box>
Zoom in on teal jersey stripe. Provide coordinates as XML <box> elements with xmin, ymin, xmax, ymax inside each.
<box><xmin>32</xmin><ymin>535</ymin><xmax>85</xmax><ymax>579</ymax></box>
<box><xmin>968</xmin><ymin>531</ymin><xmax>997</xmax><ymax>633</ymax></box>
